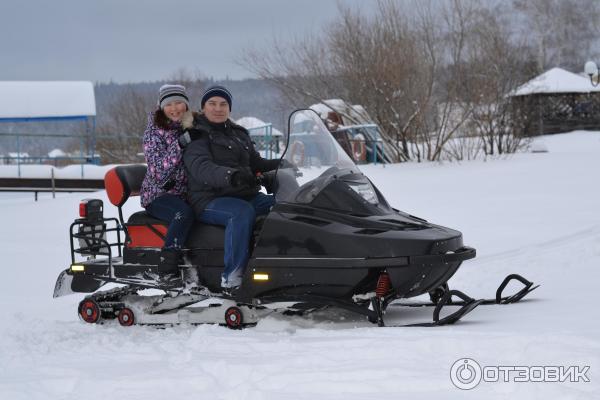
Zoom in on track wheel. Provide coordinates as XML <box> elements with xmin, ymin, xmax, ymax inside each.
<box><xmin>78</xmin><ymin>299</ymin><xmax>100</xmax><ymax>324</ymax></box>
<box><xmin>224</xmin><ymin>306</ymin><xmax>243</xmax><ymax>330</ymax></box>
<box><xmin>118</xmin><ymin>307</ymin><xmax>135</xmax><ymax>327</ymax></box>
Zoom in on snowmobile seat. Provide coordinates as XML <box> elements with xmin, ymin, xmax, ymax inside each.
<box><xmin>104</xmin><ymin>165</ymin><xmax>228</xmax><ymax>250</ymax></box>
<box><xmin>126</xmin><ymin>210</ymin><xmax>227</xmax><ymax>249</ymax></box>
<box><xmin>104</xmin><ymin>165</ymin><xmax>168</xmax><ymax>248</ymax></box>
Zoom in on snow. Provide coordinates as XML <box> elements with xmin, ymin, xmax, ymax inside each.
<box><xmin>47</xmin><ymin>149</ymin><xmax>67</xmax><ymax>158</ymax></box>
<box><xmin>512</xmin><ymin>68</ymin><xmax>600</xmax><ymax>96</ymax></box>
<box><xmin>0</xmin><ymin>164</ymin><xmax>116</xmax><ymax>179</ymax></box>
<box><xmin>0</xmin><ymin>81</ymin><xmax>96</xmax><ymax>119</ymax></box>
<box><xmin>0</xmin><ymin>131</ymin><xmax>599</xmax><ymax>399</ymax></box>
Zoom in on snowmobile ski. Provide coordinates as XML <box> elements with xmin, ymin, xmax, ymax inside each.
<box><xmin>392</xmin><ymin>274</ymin><xmax>539</xmax><ymax>309</ymax></box>
<box><xmin>370</xmin><ymin>289</ymin><xmax>484</xmax><ymax>327</ymax></box>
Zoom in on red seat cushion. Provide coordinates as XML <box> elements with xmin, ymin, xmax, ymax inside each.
<box><xmin>126</xmin><ymin>211</ymin><xmax>167</xmax><ymax>248</ymax></box>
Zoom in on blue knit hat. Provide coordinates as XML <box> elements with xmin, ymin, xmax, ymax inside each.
<box><xmin>201</xmin><ymin>85</ymin><xmax>233</xmax><ymax>110</ymax></box>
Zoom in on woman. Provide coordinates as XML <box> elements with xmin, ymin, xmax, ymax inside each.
<box><xmin>140</xmin><ymin>84</ymin><xmax>195</xmax><ymax>274</ymax></box>
<box><xmin>181</xmin><ymin>86</ymin><xmax>286</xmax><ymax>291</ymax></box>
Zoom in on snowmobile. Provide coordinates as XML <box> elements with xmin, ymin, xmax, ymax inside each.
<box><xmin>53</xmin><ymin>109</ymin><xmax>538</xmax><ymax>329</ymax></box>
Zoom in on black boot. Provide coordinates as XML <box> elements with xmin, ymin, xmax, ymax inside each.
<box><xmin>158</xmin><ymin>248</ymin><xmax>182</xmax><ymax>274</ymax></box>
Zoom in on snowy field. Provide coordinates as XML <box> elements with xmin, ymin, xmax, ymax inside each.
<box><xmin>0</xmin><ymin>131</ymin><xmax>599</xmax><ymax>399</ymax></box>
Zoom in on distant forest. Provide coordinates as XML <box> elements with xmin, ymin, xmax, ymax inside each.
<box><xmin>95</xmin><ymin>78</ymin><xmax>296</xmax><ymax>133</ymax></box>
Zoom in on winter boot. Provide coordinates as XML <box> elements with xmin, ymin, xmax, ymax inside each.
<box><xmin>220</xmin><ymin>273</ymin><xmax>243</xmax><ymax>297</ymax></box>
<box><xmin>158</xmin><ymin>248</ymin><xmax>182</xmax><ymax>274</ymax></box>
<box><xmin>182</xmin><ymin>266</ymin><xmax>202</xmax><ymax>294</ymax></box>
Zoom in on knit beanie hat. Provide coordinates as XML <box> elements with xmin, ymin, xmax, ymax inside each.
<box><xmin>158</xmin><ymin>84</ymin><xmax>189</xmax><ymax>109</ymax></box>
<box><xmin>201</xmin><ymin>85</ymin><xmax>233</xmax><ymax>111</ymax></box>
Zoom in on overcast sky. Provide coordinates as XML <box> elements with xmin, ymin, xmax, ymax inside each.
<box><xmin>1</xmin><ymin>0</ymin><xmax>371</xmax><ymax>83</ymax></box>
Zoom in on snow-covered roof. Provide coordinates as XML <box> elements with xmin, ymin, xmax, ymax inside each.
<box><xmin>309</xmin><ymin>99</ymin><xmax>372</xmax><ymax>125</ymax></box>
<box><xmin>511</xmin><ymin>68</ymin><xmax>600</xmax><ymax>96</ymax></box>
<box><xmin>236</xmin><ymin>116</ymin><xmax>283</xmax><ymax>136</ymax></box>
<box><xmin>8</xmin><ymin>152</ymin><xmax>29</xmax><ymax>158</ymax></box>
<box><xmin>0</xmin><ymin>81</ymin><xmax>96</xmax><ymax>120</ymax></box>
<box><xmin>237</xmin><ymin>116</ymin><xmax>267</xmax><ymax>129</ymax></box>
<box><xmin>48</xmin><ymin>149</ymin><xmax>67</xmax><ymax>158</ymax></box>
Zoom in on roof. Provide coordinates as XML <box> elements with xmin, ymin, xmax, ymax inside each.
<box><xmin>236</xmin><ymin>116</ymin><xmax>283</xmax><ymax>136</ymax></box>
<box><xmin>0</xmin><ymin>81</ymin><xmax>96</xmax><ymax>121</ymax></box>
<box><xmin>512</xmin><ymin>68</ymin><xmax>600</xmax><ymax>96</ymax></box>
<box><xmin>309</xmin><ymin>99</ymin><xmax>373</xmax><ymax>125</ymax></box>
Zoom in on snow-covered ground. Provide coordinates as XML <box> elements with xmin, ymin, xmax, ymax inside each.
<box><xmin>0</xmin><ymin>131</ymin><xmax>598</xmax><ymax>399</ymax></box>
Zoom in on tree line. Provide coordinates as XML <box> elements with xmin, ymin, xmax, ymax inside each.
<box><xmin>94</xmin><ymin>0</ymin><xmax>599</xmax><ymax>164</ymax></box>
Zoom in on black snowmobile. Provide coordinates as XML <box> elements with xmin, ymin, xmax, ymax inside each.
<box><xmin>53</xmin><ymin>109</ymin><xmax>538</xmax><ymax>328</ymax></box>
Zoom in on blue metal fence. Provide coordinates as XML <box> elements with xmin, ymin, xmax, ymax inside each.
<box><xmin>246</xmin><ymin>123</ymin><xmax>282</xmax><ymax>159</ymax></box>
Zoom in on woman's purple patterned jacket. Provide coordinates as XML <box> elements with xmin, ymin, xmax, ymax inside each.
<box><xmin>140</xmin><ymin>112</ymin><xmax>187</xmax><ymax>208</ymax></box>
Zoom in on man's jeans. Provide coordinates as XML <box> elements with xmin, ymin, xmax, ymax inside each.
<box><xmin>145</xmin><ymin>194</ymin><xmax>195</xmax><ymax>250</ymax></box>
<box><xmin>198</xmin><ymin>193</ymin><xmax>275</xmax><ymax>287</ymax></box>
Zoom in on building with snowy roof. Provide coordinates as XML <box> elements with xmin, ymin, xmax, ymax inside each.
<box><xmin>510</xmin><ymin>68</ymin><xmax>600</xmax><ymax>136</ymax></box>
<box><xmin>0</xmin><ymin>81</ymin><xmax>97</xmax><ymax>173</ymax></box>
<box><xmin>236</xmin><ymin>116</ymin><xmax>283</xmax><ymax>158</ymax></box>
<box><xmin>0</xmin><ymin>81</ymin><xmax>96</xmax><ymax>122</ymax></box>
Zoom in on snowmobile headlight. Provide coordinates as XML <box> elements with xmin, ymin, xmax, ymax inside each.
<box><xmin>347</xmin><ymin>181</ymin><xmax>379</xmax><ymax>205</ymax></box>
<box><xmin>71</xmin><ymin>264</ymin><xmax>85</xmax><ymax>272</ymax></box>
<box><xmin>253</xmin><ymin>273</ymin><xmax>269</xmax><ymax>281</ymax></box>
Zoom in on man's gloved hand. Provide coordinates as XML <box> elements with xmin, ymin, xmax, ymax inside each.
<box><xmin>178</xmin><ymin>128</ymin><xmax>205</xmax><ymax>148</ymax></box>
<box><xmin>261</xmin><ymin>172</ymin><xmax>277</xmax><ymax>194</ymax></box>
<box><xmin>231</xmin><ymin>169</ymin><xmax>257</xmax><ymax>188</ymax></box>
<box><xmin>178</xmin><ymin>131</ymin><xmax>192</xmax><ymax>148</ymax></box>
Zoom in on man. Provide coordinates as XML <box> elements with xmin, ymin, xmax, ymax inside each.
<box><xmin>180</xmin><ymin>86</ymin><xmax>281</xmax><ymax>291</ymax></box>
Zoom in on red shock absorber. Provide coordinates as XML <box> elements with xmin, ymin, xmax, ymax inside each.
<box><xmin>376</xmin><ymin>272</ymin><xmax>391</xmax><ymax>299</ymax></box>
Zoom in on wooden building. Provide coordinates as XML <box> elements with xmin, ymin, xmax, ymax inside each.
<box><xmin>510</xmin><ymin>68</ymin><xmax>600</xmax><ymax>136</ymax></box>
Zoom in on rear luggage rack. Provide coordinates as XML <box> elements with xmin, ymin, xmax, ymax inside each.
<box><xmin>70</xmin><ymin>216</ymin><xmax>123</xmax><ymax>279</ymax></box>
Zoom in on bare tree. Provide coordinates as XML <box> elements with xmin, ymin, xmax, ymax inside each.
<box><xmin>95</xmin><ymin>85</ymin><xmax>155</xmax><ymax>163</ymax></box>
<box><xmin>243</xmin><ymin>1</ymin><xmax>428</xmax><ymax>162</ymax></box>
<box><xmin>241</xmin><ymin>0</ymin><xmax>552</xmax><ymax>163</ymax></box>
<box><xmin>458</xmin><ymin>4</ymin><xmax>537</xmax><ymax>157</ymax></box>
<box><xmin>512</xmin><ymin>0</ymin><xmax>600</xmax><ymax>72</ymax></box>
<box><xmin>409</xmin><ymin>0</ymin><xmax>480</xmax><ymax>162</ymax></box>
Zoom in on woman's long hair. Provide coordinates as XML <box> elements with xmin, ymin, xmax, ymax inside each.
<box><xmin>153</xmin><ymin>108</ymin><xmax>171</xmax><ymax>130</ymax></box>
<box><xmin>153</xmin><ymin>104</ymin><xmax>189</xmax><ymax>130</ymax></box>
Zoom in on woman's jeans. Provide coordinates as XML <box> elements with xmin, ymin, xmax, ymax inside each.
<box><xmin>145</xmin><ymin>194</ymin><xmax>195</xmax><ymax>250</ymax></box>
<box><xmin>198</xmin><ymin>193</ymin><xmax>275</xmax><ymax>287</ymax></box>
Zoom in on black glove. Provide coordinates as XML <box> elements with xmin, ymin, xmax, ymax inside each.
<box><xmin>261</xmin><ymin>172</ymin><xmax>277</xmax><ymax>194</ymax></box>
<box><xmin>178</xmin><ymin>128</ymin><xmax>205</xmax><ymax>148</ymax></box>
<box><xmin>162</xmin><ymin>179</ymin><xmax>175</xmax><ymax>191</ymax></box>
<box><xmin>231</xmin><ymin>170</ymin><xmax>256</xmax><ymax>188</ymax></box>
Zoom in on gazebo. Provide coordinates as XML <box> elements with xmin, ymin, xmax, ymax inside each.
<box><xmin>0</xmin><ymin>81</ymin><xmax>97</xmax><ymax>174</ymax></box>
<box><xmin>510</xmin><ymin>68</ymin><xmax>600</xmax><ymax>136</ymax></box>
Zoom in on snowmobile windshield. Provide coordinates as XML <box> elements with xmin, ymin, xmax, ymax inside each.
<box><xmin>273</xmin><ymin>109</ymin><xmax>359</xmax><ymax>203</ymax></box>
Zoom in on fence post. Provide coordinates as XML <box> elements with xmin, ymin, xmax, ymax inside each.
<box><xmin>16</xmin><ymin>132</ymin><xmax>21</xmax><ymax>178</ymax></box>
<box><xmin>266</xmin><ymin>124</ymin><xmax>272</xmax><ymax>159</ymax></box>
<box><xmin>51</xmin><ymin>167</ymin><xmax>56</xmax><ymax>199</ymax></box>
